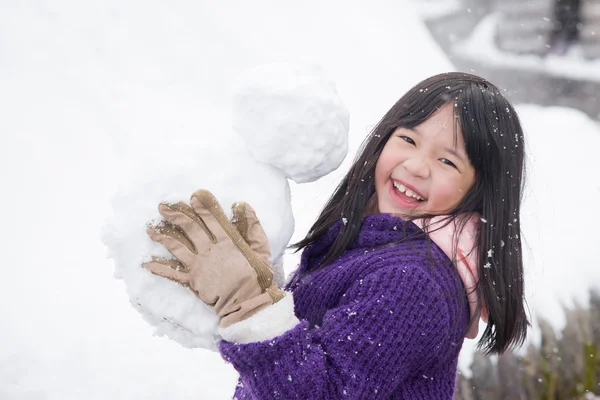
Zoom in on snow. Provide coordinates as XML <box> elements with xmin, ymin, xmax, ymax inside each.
<box><xmin>232</xmin><ymin>63</ymin><xmax>349</xmax><ymax>183</ymax></box>
<box><xmin>518</xmin><ymin>105</ymin><xmax>600</xmax><ymax>329</ymax></box>
<box><xmin>101</xmin><ymin>63</ymin><xmax>348</xmax><ymax>350</ymax></box>
<box><xmin>408</xmin><ymin>0</ymin><xmax>462</xmax><ymax>20</ymax></box>
<box><xmin>454</xmin><ymin>13</ymin><xmax>600</xmax><ymax>82</ymax></box>
<box><xmin>2</xmin><ymin>0</ymin><xmax>600</xmax><ymax>398</ymax></box>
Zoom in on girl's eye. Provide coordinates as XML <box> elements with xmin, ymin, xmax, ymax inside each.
<box><xmin>399</xmin><ymin>136</ymin><xmax>415</xmax><ymax>145</ymax></box>
<box><xmin>440</xmin><ymin>158</ymin><xmax>458</xmax><ymax>169</ymax></box>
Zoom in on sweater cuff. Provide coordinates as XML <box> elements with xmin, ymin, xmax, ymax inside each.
<box><xmin>218</xmin><ymin>292</ymin><xmax>300</xmax><ymax>344</ymax></box>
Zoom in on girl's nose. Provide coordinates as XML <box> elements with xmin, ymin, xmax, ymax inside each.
<box><xmin>402</xmin><ymin>156</ymin><xmax>430</xmax><ymax>179</ymax></box>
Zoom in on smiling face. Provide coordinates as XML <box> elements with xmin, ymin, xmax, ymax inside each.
<box><xmin>374</xmin><ymin>104</ymin><xmax>476</xmax><ymax>218</ymax></box>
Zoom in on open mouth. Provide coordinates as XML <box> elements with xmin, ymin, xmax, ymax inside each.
<box><xmin>390</xmin><ymin>180</ymin><xmax>426</xmax><ymax>206</ymax></box>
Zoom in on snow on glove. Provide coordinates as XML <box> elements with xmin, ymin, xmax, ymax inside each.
<box><xmin>142</xmin><ymin>189</ymin><xmax>285</xmax><ymax>328</ymax></box>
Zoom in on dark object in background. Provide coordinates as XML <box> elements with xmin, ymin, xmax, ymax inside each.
<box><xmin>580</xmin><ymin>0</ymin><xmax>600</xmax><ymax>59</ymax></box>
<box><xmin>494</xmin><ymin>0</ymin><xmax>600</xmax><ymax>59</ymax></box>
<box><xmin>549</xmin><ymin>0</ymin><xmax>581</xmax><ymax>54</ymax></box>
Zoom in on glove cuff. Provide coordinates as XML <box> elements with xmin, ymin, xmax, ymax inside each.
<box><xmin>218</xmin><ymin>292</ymin><xmax>299</xmax><ymax>344</ymax></box>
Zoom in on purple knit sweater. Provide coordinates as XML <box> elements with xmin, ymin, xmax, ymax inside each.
<box><xmin>219</xmin><ymin>214</ymin><xmax>470</xmax><ymax>399</ymax></box>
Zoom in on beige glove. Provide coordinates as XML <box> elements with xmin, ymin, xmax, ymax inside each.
<box><xmin>142</xmin><ymin>189</ymin><xmax>285</xmax><ymax>328</ymax></box>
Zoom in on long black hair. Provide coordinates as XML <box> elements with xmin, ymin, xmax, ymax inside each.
<box><xmin>290</xmin><ymin>72</ymin><xmax>528</xmax><ymax>355</ymax></box>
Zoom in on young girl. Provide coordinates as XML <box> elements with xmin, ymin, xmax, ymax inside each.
<box><xmin>143</xmin><ymin>72</ymin><xmax>529</xmax><ymax>399</ymax></box>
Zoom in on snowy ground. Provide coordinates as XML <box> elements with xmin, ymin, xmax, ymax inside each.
<box><xmin>2</xmin><ymin>1</ymin><xmax>600</xmax><ymax>399</ymax></box>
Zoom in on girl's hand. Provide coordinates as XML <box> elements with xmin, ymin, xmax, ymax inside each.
<box><xmin>142</xmin><ymin>189</ymin><xmax>284</xmax><ymax>328</ymax></box>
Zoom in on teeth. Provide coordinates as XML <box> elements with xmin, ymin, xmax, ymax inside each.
<box><xmin>393</xmin><ymin>181</ymin><xmax>406</xmax><ymax>193</ymax></box>
<box><xmin>393</xmin><ymin>181</ymin><xmax>424</xmax><ymax>201</ymax></box>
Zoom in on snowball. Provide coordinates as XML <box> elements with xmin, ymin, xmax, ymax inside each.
<box><xmin>102</xmin><ymin>148</ymin><xmax>293</xmax><ymax>351</ymax></box>
<box><xmin>232</xmin><ymin>63</ymin><xmax>350</xmax><ymax>183</ymax></box>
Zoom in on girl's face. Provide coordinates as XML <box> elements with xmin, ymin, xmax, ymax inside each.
<box><xmin>374</xmin><ymin>104</ymin><xmax>476</xmax><ymax>218</ymax></box>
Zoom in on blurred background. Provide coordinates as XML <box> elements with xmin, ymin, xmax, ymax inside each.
<box><xmin>413</xmin><ymin>0</ymin><xmax>600</xmax><ymax>122</ymax></box>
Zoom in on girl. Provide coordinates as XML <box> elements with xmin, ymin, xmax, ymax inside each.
<box><xmin>143</xmin><ymin>72</ymin><xmax>529</xmax><ymax>399</ymax></box>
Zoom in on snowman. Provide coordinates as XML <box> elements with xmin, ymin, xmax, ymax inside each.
<box><xmin>102</xmin><ymin>63</ymin><xmax>349</xmax><ymax>351</ymax></box>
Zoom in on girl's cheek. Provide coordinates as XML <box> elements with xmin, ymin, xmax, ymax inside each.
<box><xmin>433</xmin><ymin>180</ymin><xmax>463</xmax><ymax>204</ymax></box>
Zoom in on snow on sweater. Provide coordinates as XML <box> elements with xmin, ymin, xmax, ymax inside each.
<box><xmin>219</xmin><ymin>213</ymin><xmax>470</xmax><ymax>399</ymax></box>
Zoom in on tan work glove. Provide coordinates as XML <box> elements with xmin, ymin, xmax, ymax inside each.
<box><xmin>142</xmin><ymin>189</ymin><xmax>285</xmax><ymax>328</ymax></box>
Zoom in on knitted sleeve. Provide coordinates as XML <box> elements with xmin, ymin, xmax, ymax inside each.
<box><xmin>218</xmin><ymin>263</ymin><xmax>454</xmax><ymax>399</ymax></box>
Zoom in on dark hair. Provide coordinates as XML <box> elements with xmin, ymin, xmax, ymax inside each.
<box><xmin>290</xmin><ymin>72</ymin><xmax>528</xmax><ymax>355</ymax></box>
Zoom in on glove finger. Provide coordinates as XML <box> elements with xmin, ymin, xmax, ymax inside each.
<box><xmin>191</xmin><ymin>190</ymin><xmax>274</xmax><ymax>290</ymax></box>
<box><xmin>231</xmin><ymin>202</ymin><xmax>250</xmax><ymax>240</ymax></box>
<box><xmin>142</xmin><ymin>256</ymin><xmax>190</xmax><ymax>284</ymax></box>
<box><xmin>142</xmin><ymin>257</ymin><xmax>216</xmax><ymax>306</ymax></box>
<box><xmin>158</xmin><ymin>202</ymin><xmax>215</xmax><ymax>253</ymax></box>
<box><xmin>146</xmin><ymin>223</ymin><xmax>196</xmax><ymax>267</ymax></box>
<box><xmin>231</xmin><ymin>202</ymin><xmax>272</xmax><ymax>263</ymax></box>
<box><xmin>189</xmin><ymin>189</ymin><xmax>237</xmax><ymax>245</ymax></box>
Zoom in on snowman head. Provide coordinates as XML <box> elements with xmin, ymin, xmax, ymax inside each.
<box><xmin>232</xmin><ymin>63</ymin><xmax>350</xmax><ymax>183</ymax></box>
